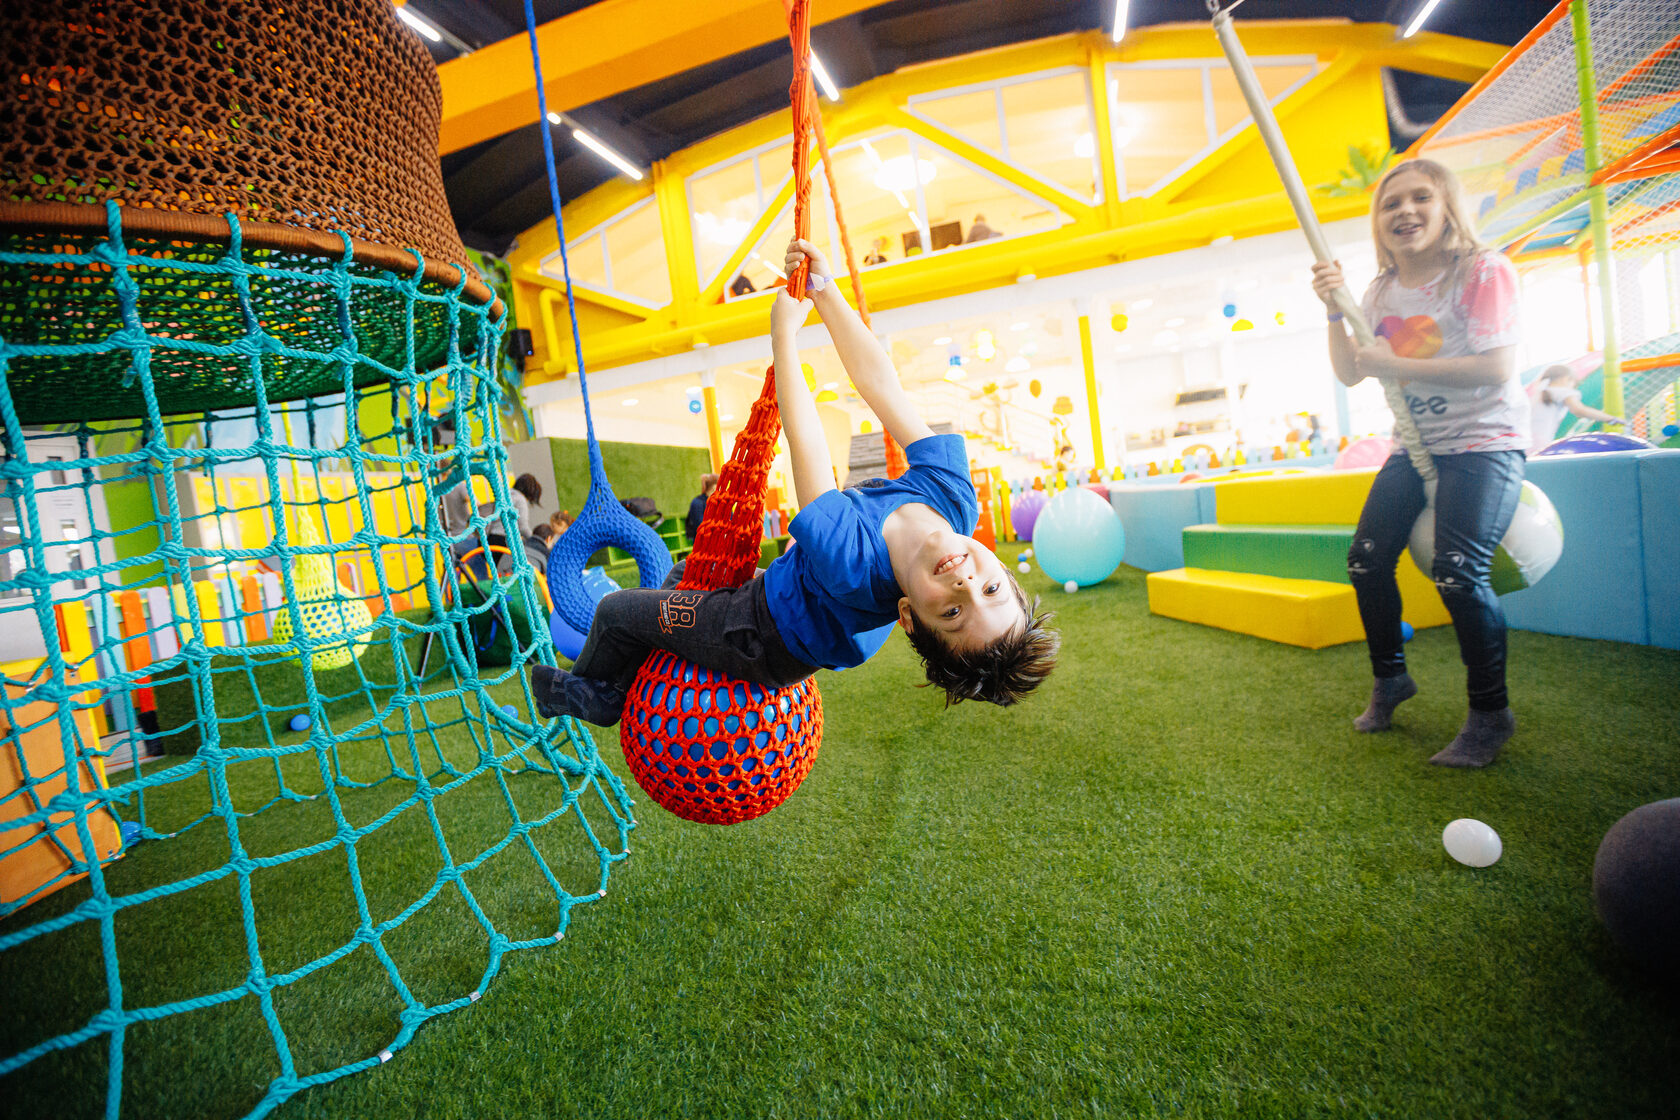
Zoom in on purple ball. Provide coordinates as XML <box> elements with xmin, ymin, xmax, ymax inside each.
<box><xmin>1535</xmin><ymin>431</ymin><xmax>1655</xmax><ymax>457</ymax></box>
<box><xmin>1011</xmin><ymin>490</ymin><xmax>1049</xmax><ymax>541</ymax></box>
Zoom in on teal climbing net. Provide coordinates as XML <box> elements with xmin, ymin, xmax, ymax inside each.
<box><xmin>0</xmin><ymin>204</ymin><xmax>634</xmax><ymax>1118</ymax></box>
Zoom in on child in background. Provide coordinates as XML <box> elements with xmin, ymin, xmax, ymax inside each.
<box><xmin>531</xmin><ymin>238</ymin><xmax>1058</xmax><ymax>725</ymax></box>
<box><xmin>1528</xmin><ymin>362</ymin><xmax>1623</xmax><ymax>454</ymax></box>
<box><xmin>1310</xmin><ymin>158</ymin><xmax>1530</xmax><ymax>768</ymax></box>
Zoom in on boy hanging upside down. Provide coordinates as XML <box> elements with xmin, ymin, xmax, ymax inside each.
<box><xmin>531</xmin><ymin>238</ymin><xmax>1058</xmax><ymax>725</ymax></box>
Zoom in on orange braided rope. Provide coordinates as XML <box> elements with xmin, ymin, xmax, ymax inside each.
<box><xmin>782</xmin><ymin>0</ymin><xmax>906</xmax><ymax>477</ymax></box>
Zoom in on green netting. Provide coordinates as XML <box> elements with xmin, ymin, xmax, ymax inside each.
<box><xmin>0</xmin><ymin>203</ymin><xmax>635</xmax><ymax>1118</ymax></box>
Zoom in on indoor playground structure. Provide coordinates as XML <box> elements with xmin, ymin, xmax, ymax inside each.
<box><xmin>0</xmin><ymin>2</ymin><xmax>629</xmax><ymax>1115</ymax></box>
<box><xmin>3</xmin><ymin>1</ymin><xmax>1679</xmax><ymax>1119</ymax></box>
<box><xmin>1413</xmin><ymin>0</ymin><xmax>1680</xmax><ymax>444</ymax></box>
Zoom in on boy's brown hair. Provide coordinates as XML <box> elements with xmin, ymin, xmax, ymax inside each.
<box><xmin>901</xmin><ymin>575</ymin><xmax>1059</xmax><ymax>707</ymax></box>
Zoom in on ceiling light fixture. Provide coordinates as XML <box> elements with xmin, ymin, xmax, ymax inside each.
<box><xmin>1009</xmin><ymin>321</ymin><xmax>1032</xmax><ymax>332</ymax></box>
<box><xmin>1402</xmin><ymin>0</ymin><xmax>1447</xmax><ymax>39</ymax></box>
<box><xmin>572</xmin><ymin>126</ymin><xmax>645</xmax><ymax>181</ymax></box>
<box><xmin>932</xmin><ymin>336</ymin><xmax>952</xmax><ymax>346</ymax></box>
<box><xmin>808</xmin><ymin>52</ymin><xmax>842</xmax><ymax>102</ymax></box>
<box><xmin>1110</xmin><ymin>0</ymin><xmax>1130</xmax><ymax>44</ymax></box>
<box><xmin>621</xmin><ymin>398</ymin><xmax>639</xmax><ymax>407</ymax></box>
<box><xmin>396</xmin><ymin>6</ymin><xmax>443</xmax><ymax>42</ymax></box>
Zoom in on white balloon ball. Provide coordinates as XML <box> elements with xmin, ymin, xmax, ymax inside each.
<box><xmin>1018</xmin><ymin>561</ymin><xmax>1031</xmax><ymax>573</ymax></box>
<box><xmin>1408</xmin><ymin>481</ymin><xmax>1563</xmax><ymax>595</ymax></box>
<box><xmin>1021</xmin><ymin>548</ymin><xmax>1033</xmax><ymax>559</ymax></box>
<box><xmin>1442</xmin><ymin>818</ymin><xmax>1503</xmax><ymax>867</ymax></box>
<box><xmin>1063</xmin><ymin>580</ymin><xmax>1079</xmax><ymax>593</ymax></box>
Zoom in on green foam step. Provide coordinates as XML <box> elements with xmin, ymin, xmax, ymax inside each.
<box><xmin>1181</xmin><ymin>523</ymin><xmax>1357</xmax><ymax>585</ymax></box>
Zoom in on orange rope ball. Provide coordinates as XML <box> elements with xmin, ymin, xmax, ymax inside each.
<box><xmin>618</xmin><ymin>368</ymin><xmax>825</xmax><ymax>824</ymax></box>
<box><xmin>620</xmin><ymin>660</ymin><xmax>823</xmax><ymax>825</ymax></box>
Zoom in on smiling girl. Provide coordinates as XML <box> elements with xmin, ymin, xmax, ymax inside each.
<box><xmin>1311</xmin><ymin>158</ymin><xmax>1531</xmax><ymax>768</ymax></box>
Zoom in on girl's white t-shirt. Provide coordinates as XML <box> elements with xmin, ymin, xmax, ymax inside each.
<box><xmin>1361</xmin><ymin>250</ymin><xmax>1530</xmax><ymax>454</ymax></box>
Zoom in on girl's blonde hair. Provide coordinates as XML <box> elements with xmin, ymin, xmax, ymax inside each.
<box><xmin>1370</xmin><ymin>158</ymin><xmax>1486</xmax><ymax>281</ymax></box>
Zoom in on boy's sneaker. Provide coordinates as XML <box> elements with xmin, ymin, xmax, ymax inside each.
<box><xmin>530</xmin><ymin>665</ymin><xmax>629</xmax><ymax>726</ymax></box>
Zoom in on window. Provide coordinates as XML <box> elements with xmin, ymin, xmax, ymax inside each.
<box><xmin>1109</xmin><ymin>58</ymin><xmax>1317</xmax><ymax>198</ymax></box>
<box><xmin>688</xmin><ymin>138</ymin><xmax>802</xmax><ymax>292</ymax></box>
<box><xmin>730</xmin><ymin>129</ymin><xmax>1071</xmax><ymax>293</ymax></box>
<box><xmin>539</xmin><ymin>197</ymin><xmax>671</xmax><ymax>310</ymax></box>
<box><xmin>909</xmin><ymin>69</ymin><xmax>1100</xmax><ymax>204</ymax></box>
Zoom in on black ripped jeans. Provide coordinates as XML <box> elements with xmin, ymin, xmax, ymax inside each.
<box><xmin>572</xmin><ymin>562</ymin><xmax>817</xmax><ymax>693</ymax></box>
<box><xmin>1346</xmin><ymin>450</ymin><xmax>1526</xmax><ymax>711</ymax></box>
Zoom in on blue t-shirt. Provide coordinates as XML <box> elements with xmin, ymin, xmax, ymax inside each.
<box><xmin>762</xmin><ymin>433</ymin><xmax>979</xmax><ymax>671</ymax></box>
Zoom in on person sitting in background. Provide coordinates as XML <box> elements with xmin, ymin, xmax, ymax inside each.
<box><xmin>863</xmin><ymin>236</ymin><xmax>890</xmax><ymax>265</ymax></box>
<box><xmin>486</xmin><ymin>473</ymin><xmax>543</xmax><ymax>573</ymax></box>
<box><xmin>526</xmin><ymin>521</ymin><xmax>556</xmax><ymax>572</ymax></box>
<box><xmin>549</xmin><ymin>510</ymin><xmax>573</xmax><ymax>537</ymax></box>
<box><xmin>729</xmin><ymin>273</ymin><xmax>757</xmax><ymax>297</ymax></box>
<box><xmin>965</xmin><ymin>214</ymin><xmax>1000</xmax><ymax>242</ymax></box>
<box><xmin>685</xmin><ymin>473</ymin><xmax>719</xmax><ymax>543</ymax></box>
<box><xmin>1528</xmin><ymin>362</ymin><xmax>1623</xmax><ymax>454</ymax></box>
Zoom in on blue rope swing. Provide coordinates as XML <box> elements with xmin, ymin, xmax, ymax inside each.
<box><xmin>521</xmin><ymin>0</ymin><xmax>671</xmax><ymax>634</ymax></box>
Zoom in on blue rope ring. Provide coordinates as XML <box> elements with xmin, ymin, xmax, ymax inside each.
<box><xmin>547</xmin><ymin>478</ymin><xmax>670</xmax><ymax>636</ymax></box>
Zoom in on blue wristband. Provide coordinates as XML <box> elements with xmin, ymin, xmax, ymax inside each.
<box><xmin>1326</xmin><ymin>311</ymin><xmax>1344</xmax><ymax>323</ymax></box>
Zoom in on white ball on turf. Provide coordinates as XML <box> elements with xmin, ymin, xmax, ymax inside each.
<box><xmin>1021</xmin><ymin>548</ymin><xmax>1033</xmax><ymax>559</ymax></box>
<box><xmin>1063</xmin><ymin>580</ymin><xmax>1078</xmax><ymax>593</ymax></box>
<box><xmin>1018</xmin><ymin>561</ymin><xmax>1030</xmax><ymax>573</ymax></box>
<box><xmin>1442</xmin><ymin>818</ymin><xmax>1502</xmax><ymax>867</ymax></box>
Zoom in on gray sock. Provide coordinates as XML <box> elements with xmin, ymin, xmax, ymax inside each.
<box><xmin>1429</xmin><ymin>707</ymin><xmax>1516</xmax><ymax>768</ymax></box>
<box><xmin>1353</xmin><ymin>674</ymin><xmax>1417</xmax><ymax>732</ymax></box>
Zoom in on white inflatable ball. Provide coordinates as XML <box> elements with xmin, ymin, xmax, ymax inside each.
<box><xmin>1442</xmin><ymin>818</ymin><xmax>1503</xmax><ymax>867</ymax></box>
<box><xmin>1018</xmin><ymin>561</ymin><xmax>1030</xmax><ymax>573</ymax></box>
<box><xmin>1020</xmin><ymin>548</ymin><xmax>1033</xmax><ymax>559</ymax></box>
<box><xmin>1409</xmin><ymin>480</ymin><xmax>1563</xmax><ymax>595</ymax></box>
<box><xmin>1063</xmin><ymin>580</ymin><xmax>1079</xmax><ymax>594</ymax></box>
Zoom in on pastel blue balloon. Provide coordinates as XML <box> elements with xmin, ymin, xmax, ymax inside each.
<box><xmin>1032</xmin><ymin>488</ymin><xmax>1124</xmax><ymax>587</ymax></box>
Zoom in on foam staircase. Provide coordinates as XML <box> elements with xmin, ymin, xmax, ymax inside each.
<box><xmin>1146</xmin><ymin>470</ymin><xmax>1451</xmax><ymax>649</ymax></box>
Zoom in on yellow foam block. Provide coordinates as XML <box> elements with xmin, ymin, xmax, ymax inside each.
<box><xmin>1</xmin><ymin>683</ymin><xmax>123</xmax><ymax>912</ymax></box>
<box><xmin>1148</xmin><ymin>566</ymin><xmax>1450</xmax><ymax>649</ymax></box>
<box><xmin>1148</xmin><ymin>568</ymin><xmax>1366</xmax><ymax>649</ymax></box>
<box><xmin>1215</xmin><ymin>468</ymin><xmax>1380</xmax><ymax>526</ymax></box>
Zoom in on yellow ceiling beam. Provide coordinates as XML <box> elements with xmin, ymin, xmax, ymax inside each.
<box><xmin>435</xmin><ymin>0</ymin><xmax>885</xmax><ymax>154</ymax></box>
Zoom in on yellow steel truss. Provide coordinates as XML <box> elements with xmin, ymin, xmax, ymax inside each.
<box><xmin>505</xmin><ymin>23</ymin><xmax>1502</xmax><ymax>386</ymax></box>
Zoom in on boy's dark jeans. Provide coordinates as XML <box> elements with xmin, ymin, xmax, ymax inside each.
<box><xmin>1346</xmin><ymin>449</ymin><xmax>1526</xmax><ymax>712</ymax></box>
<box><xmin>572</xmin><ymin>562</ymin><xmax>817</xmax><ymax>692</ymax></box>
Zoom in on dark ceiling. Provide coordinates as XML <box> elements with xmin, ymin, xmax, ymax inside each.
<box><xmin>408</xmin><ymin>1</ymin><xmax>1561</xmax><ymax>255</ymax></box>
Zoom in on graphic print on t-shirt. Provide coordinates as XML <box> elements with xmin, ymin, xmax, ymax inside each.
<box><xmin>1376</xmin><ymin>314</ymin><xmax>1444</xmax><ymax>359</ymax></box>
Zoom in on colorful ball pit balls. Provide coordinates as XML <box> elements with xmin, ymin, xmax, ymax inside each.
<box><xmin>1401</xmin><ymin>620</ymin><xmax>1414</xmax><ymax>643</ymax></box>
<box><xmin>1664</xmin><ymin>424</ymin><xmax>1679</xmax><ymax>439</ymax></box>
<box><xmin>1010</xmin><ymin>490</ymin><xmax>1048</xmax><ymax>542</ymax></box>
<box><xmin>1031</xmin><ymin>487</ymin><xmax>1126</xmax><ymax>588</ymax></box>
<box><xmin>1535</xmin><ymin>431</ymin><xmax>1656</xmax><ymax>456</ymax></box>
<box><xmin>1335</xmin><ymin>435</ymin><xmax>1393</xmax><ymax>470</ymax></box>
<box><xmin>1020</xmin><ymin>548</ymin><xmax>1033</xmax><ymax>560</ymax></box>
<box><xmin>287</xmin><ymin>713</ymin><xmax>312</xmax><ymax>733</ymax></box>
<box><xmin>1408</xmin><ymin>480</ymin><xmax>1562</xmax><ymax>595</ymax></box>
<box><xmin>502</xmin><ymin>704</ymin><xmax>518</xmax><ymax>718</ymax></box>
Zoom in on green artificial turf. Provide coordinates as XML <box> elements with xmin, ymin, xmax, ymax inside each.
<box><xmin>3</xmin><ymin>547</ymin><xmax>1678</xmax><ymax>1119</ymax></box>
